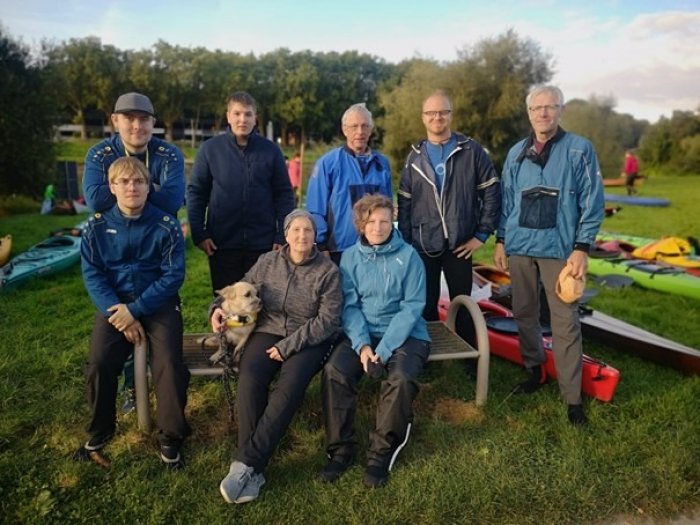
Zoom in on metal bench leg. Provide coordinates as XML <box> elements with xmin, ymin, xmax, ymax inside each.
<box><xmin>134</xmin><ymin>340</ymin><xmax>151</xmax><ymax>433</ymax></box>
<box><xmin>444</xmin><ymin>295</ymin><xmax>490</xmax><ymax>406</ymax></box>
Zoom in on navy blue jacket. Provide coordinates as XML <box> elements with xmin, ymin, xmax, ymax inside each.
<box><xmin>81</xmin><ymin>202</ymin><xmax>185</xmax><ymax>319</ymax></box>
<box><xmin>83</xmin><ymin>135</ymin><xmax>185</xmax><ymax>216</ymax></box>
<box><xmin>187</xmin><ymin>131</ymin><xmax>295</xmax><ymax>250</ymax></box>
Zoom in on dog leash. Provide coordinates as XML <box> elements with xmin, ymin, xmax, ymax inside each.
<box><xmin>216</xmin><ymin>331</ymin><xmax>239</xmax><ymax>428</ymax></box>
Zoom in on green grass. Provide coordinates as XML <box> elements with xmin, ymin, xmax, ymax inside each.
<box><xmin>0</xmin><ymin>176</ymin><xmax>699</xmax><ymax>524</ymax></box>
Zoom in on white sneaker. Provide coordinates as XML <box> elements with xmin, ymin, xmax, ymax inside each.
<box><xmin>219</xmin><ymin>461</ymin><xmax>253</xmax><ymax>503</ymax></box>
<box><xmin>235</xmin><ymin>472</ymin><xmax>266</xmax><ymax>504</ymax></box>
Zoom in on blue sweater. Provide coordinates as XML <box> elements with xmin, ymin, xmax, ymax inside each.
<box><xmin>340</xmin><ymin>230</ymin><xmax>430</xmax><ymax>363</ymax></box>
<box><xmin>187</xmin><ymin>131</ymin><xmax>295</xmax><ymax>250</ymax></box>
<box><xmin>306</xmin><ymin>146</ymin><xmax>392</xmax><ymax>253</ymax></box>
<box><xmin>81</xmin><ymin>202</ymin><xmax>185</xmax><ymax>319</ymax></box>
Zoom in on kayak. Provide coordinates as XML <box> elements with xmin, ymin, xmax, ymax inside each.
<box><xmin>604</xmin><ymin>194</ymin><xmax>670</xmax><ymax>207</ymax></box>
<box><xmin>0</xmin><ymin>235</ymin><xmax>11</xmax><ymax>266</ymax></box>
<box><xmin>596</xmin><ymin>233</ymin><xmax>700</xmax><ymax>276</ymax></box>
<box><xmin>468</xmin><ymin>264</ymin><xmax>700</xmax><ymax>374</ymax></box>
<box><xmin>579</xmin><ymin>306</ymin><xmax>700</xmax><ymax>376</ymax></box>
<box><xmin>438</xmin><ymin>296</ymin><xmax>620</xmax><ymax>402</ymax></box>
<box><xmin>588</xmin><ymin>250</ymin><xmax>700</xmax><ymax>300</ymax></box>
<box><xmin>0</xmin><ymin>234</ymin><xmax>81</xmax><ymax>292</ymax></box>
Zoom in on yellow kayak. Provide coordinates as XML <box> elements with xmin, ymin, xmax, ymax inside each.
<box><xmin>0</xmin><ymin>235</ymin><xmax>11</xmax><ymax>266</ymax></box>
<box><xmin>631</xmin><ymin>237</ymin><xmax>700</xmax><ymax>275</ymax></box>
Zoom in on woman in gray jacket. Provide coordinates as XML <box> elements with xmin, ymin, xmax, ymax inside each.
<box><xmin>211</xmin><ymin>209</ymin><xmax>342</xmax><ymax>504</ymax></box>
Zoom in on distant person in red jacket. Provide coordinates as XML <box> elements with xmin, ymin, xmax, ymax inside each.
<box><xmin>287</xmin><ymin>151</ymin><xmax>301</xmax><ymax>206</ymax></box>
<box><xmin>622</xmin><ymin>150</ymin><xmax>640</xmax><ymax>195</ymax></box>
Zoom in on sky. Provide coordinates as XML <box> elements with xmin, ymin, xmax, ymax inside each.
<box><xmin>2</xmin><ymin>0</ymin><xmax>699</xmax><ymax>123</ymax></box>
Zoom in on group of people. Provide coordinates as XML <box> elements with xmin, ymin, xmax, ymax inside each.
<box><xmin>73</xmin><ymin>84</ymin><xmax>604</xmax><ymax>504</ymax></box>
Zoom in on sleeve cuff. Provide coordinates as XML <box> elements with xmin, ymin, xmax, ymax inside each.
<box><xmin>573</xmin><ymin>243</ymin><xmax>590</xmax><ymax>252</ymax></box>
<box><xmin>474</xmin><ymin>231</ymin><xmax>490</xmax><ymax>243</ymax></box>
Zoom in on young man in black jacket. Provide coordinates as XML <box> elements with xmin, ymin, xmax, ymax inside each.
<box><xmin>187</xmin><ymin>91</ymin><xmax>295</xmax><ymax>292</ymax></box>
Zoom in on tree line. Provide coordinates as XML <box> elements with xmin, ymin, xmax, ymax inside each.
<box><xmin>1</xmin><ymin>27</ymin><xmax>698</xmax><ymax>197</ymax></box>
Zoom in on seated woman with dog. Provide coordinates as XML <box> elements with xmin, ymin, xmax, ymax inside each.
<box><xmin>210</xmin><ymin>209</ymin><xmax>342</xmax><ymax>504</ymax></box>
<box><xmin>319</xmin><ymin>194</ymin><xmax>430</xmax><ymax>488</ymax></box>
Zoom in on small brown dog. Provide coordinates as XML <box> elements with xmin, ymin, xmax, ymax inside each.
<box><xmin>208</xmin><ymin>281</ymin><xmax>262</xmax><ymax>365</ymax></box>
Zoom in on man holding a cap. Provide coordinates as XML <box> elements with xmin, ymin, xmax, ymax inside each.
<box><xmin>494</xmin><ymin>85</ymin><xmax>604</xmax><ymax>426</ymax></box>
<box><xmin>83</xmin><ymin>92</ymin><xmax>185</xmax><ymax>216</ymax></box>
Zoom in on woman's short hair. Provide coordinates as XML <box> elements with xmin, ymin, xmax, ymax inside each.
<box><xmin>283</xmin><ymin>209</ymin><xmax>316</xmax><ymax>236</ymax></box>
<box><xmin>108</xmin><ymin>157</ymin><xmax>150</xmax><ymax>184</ymax></box>
<box><xmin>352</xmin><ymin>194</ymin><xmax>394</xmax><ymax>233</ymax></box>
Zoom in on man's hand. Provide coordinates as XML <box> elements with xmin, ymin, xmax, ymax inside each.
<box><xmin>197</xmin><ymin>238</ymin><xmax>217</xmax><ymax>256</ymax></box>
<box><xmin>567</xmin><ymin>250</ymin><xmax>588</xmax><ymax>279</ymax></box>
<box><xmin>211</xmin><ymin>307</ymin><xmax>227</xmax><ymax>333</ymax></box>
<box><xmin>107</xmin><ymin>303</ymin><xmax>135</xmax><ymax>332</ymax></box>
<box><xmin>453</xmin><ymin>237</ymin><xmax>483</xmax><ymax>259</ymax></box>
<box><xmin>494</xmin><ymin>242</ymin><xmax>508</xmax><ymax>272</ymax></box>
<box><xmin>123</xmin><ymin>320</ymin><xmax>146</xmax><ymax>345</ymax></box>
<box><xmin>266</xmin><ymin>346</ymin><xmax>283</xmax><ymax>361</ymax></box>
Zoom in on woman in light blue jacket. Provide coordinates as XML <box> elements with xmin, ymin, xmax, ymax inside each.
<box><xmin>319</xmin><ymin>194</ymin><xmax>430</xmax><ymax>489</ymax></box>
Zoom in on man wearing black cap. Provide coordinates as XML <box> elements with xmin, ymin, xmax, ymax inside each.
<box><xmin>83</xmin><ymin>92</ymin><xmax>185</xmax><ymax>217</ymax></box>
<box><xmin>82</xmin><ymin>92</ymin><xmax>186</xmax><ymax>415</ymax></box>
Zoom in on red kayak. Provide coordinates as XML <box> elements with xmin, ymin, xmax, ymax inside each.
<box><xmin>438</xmin><ymin>297</ymin><xmax>620</xmax><ymax>402</ymax></box>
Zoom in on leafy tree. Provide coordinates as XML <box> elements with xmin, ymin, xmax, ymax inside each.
<box><xmin>638</xmin><ymin>109</ymin><xmax>700</xmax><ymax>174</ymax></box>
<box><xmin>44</xmin><ymin>37</ymin><xmax>119</xmax><ymax>139</ymax></box>
<box><xmin>0</xmin><ymin>29</ymin><xmax>55</xmax><ymax>196</ymax></box>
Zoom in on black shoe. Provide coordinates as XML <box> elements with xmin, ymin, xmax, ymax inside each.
<box><xmin>318</xmin><ymin>455</ymin><xmax>354</xmax><ymax>483</ymax></box>
<box><xmin>160</xmin><ymin>444</ymin><xmax>185</xmax><ymax>470</ymax></box>
<box><xmin>362</xmin><ymin>464</ymin><xmax>388</xmax><ymax>488</ymax></box>
<box><xmin>567</xmin><ymin>404</ymin><xmax>588</xmax><ymax>426</ymax></box>
<box><xmin>72</xmin><ymin>432</ymin><xmax>113</xmax><ymax>461</ymax></box>
<box><xmin>512</xmin><ymin>365</ymin><xmax>547</xmax><ymax>394</ymax></box>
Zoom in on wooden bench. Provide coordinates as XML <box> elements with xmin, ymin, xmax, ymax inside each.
<box><xmin>134</xmin><ymin>294</ymin><xmax>489</xmax><ymax>432</ymax></box>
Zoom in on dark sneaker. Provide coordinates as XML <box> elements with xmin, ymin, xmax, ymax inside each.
<box><xmin>234</xmin><ymin>472</ymin><xmax>266</xmax><ymax>504</ymax></box>
<box><xmin>121</xmin><ymin>388</ymin><xmax>136</xmax><ymax>415</ymax></box>
<box><xmin>318</xmin><ymin>455</ymin><xmax>354</xmax><ymax>483</ymax></box>
<box><xmin>160</xmin><ymin>444</ymin><xmax>185</xmax><ymax>470</ymax></box>
<box><xmin>363</xmin><ymin>464</ymin><xmax>388</xmax><ymax>488</ymax></box>
<box><xmin>220</xmin><ymin>461</ymin><xmax>254</xmax><ymax>503</ymax></box>
<box><xmin>567</xmin><ymin>404</ymin><xmax>588</xmax><ymax>426</ymax></box>
<box><xmin>512</xmin><ymin>365</ymin><xmax>547</xmax><ymax>394</ymax></box>
<box><xmin>73</xmin><ymin>433</ymin><xmax>113</xmax><ymax>465</ymax></box>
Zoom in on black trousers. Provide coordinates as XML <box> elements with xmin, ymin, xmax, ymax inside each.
<box><xmin>235</xmin><ymin>332</ymin><xmax>331</xmax><ymax>472</ymax></box>
<box><xmin>85</xmin><ymin>298</ymin><xmax>191</xmax><ymax>446</ymax></box>
<box><xmin>322</xmin><ymin>336</ymin><xmax>429</xmax><ymax>469</ymax></box>
<box><xmin>208</xmin><ymin>248</ymin><xmax>267</xmax><ymax>293</ymax></box>
<box><xmin>420</xmin><ymin>250</ymin><xmax>475</xmax><ymax>345</ymax></box>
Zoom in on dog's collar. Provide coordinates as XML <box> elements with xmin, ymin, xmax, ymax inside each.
<box><xmin>224</xmin><ymin>313</ymin><xmax>258</xmax><ymax>328</ymax></box>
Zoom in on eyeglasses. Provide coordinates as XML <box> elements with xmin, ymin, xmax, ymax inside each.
<box><xmin>344</xmin><ymin>123</ymin><xmax>372</xmax><ymax>132</ymax></box>
<box><xmin>528</xmin><ymin>104</ymin><xmax>561</xmax><ymax>114</ymax></box>
<box><xmin>111</xmin><ymin>178</ymin><xmax>147</xmax><ymax>187</ymax></box>
<box><xmin>422</xmin><ymin>110</ymin><xmax>451</xmax><ymax>119</ymax></box>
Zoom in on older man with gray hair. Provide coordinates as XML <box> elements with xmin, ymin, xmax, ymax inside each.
<box><xmin>306</xmin><ymin>103</ymin><xmax>393</xmax><ymax>265</ymax></box>
<box><xmin>494</xmin><ymin>85</ymin><xmax>604</xmax><ymax>426</ymax></box>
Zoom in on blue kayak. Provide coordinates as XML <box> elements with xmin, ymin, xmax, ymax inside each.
<box><xmin>604</xmin><ymin>194</ymin><xmax>670</xmax><ymax>207</ymax></box>
<box><xmin>0</xmin><ymin>235</ymin><xmax>81</xmax><ymax>292</ymax></box>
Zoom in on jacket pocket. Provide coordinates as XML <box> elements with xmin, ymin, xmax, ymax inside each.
<box><xmin>519</xmin><ymin>186</ymin><xmax>559</xmax><ymax>229</ymax></box>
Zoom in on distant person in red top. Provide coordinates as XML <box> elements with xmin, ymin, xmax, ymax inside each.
<box><xmin>288</xmin><ymin>151</ymin><xmax>301</xmax><ymax>206</ymax></box>
<box><xmin>622</xmin><ymin>150</ymin><xmax>640</xmax><ymax>195</ymax></box>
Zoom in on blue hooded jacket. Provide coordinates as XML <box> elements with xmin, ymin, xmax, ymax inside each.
<box><xmin>339</xmin><ymin>229</ymin><xmax>430</xmax><ymax>363</ymax></box>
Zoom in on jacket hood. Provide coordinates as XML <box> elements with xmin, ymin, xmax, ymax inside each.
<box><xmin>357</xmin><ymin>228</ymin><xmax>404</xmax><ymax>257</ymax></box>
<box><xmin>411</xmin><ymin>132</ymin><xmax>472</xmax><ymax>154</ymax></box>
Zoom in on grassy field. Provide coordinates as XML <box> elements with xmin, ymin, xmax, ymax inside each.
<box><xmin>0</xmin><ymin>173</ymin><xmax>698</xmax><ymax>524</ymax></box>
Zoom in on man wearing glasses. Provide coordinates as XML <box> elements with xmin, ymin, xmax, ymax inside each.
<box><xmin>398</xmin><ymin>90</ymin><xmax>501</xmax><ymax>359</ymax></box>
<box><xmin>494</xmin><ymin>85</ymin><xmax>604</xmax><ymax>426</ymax></box>
<box><xmin>76</xmin><ymin>157</ymin><xmax>190</xmax><ymax>469</ymax></box>
<box><xmin>82</xmin><ymin>92</ymin><xmax>185</xmax><ymax>415</ymax></box>
<box><xmin>306</xmin><ymin>103</ymin><xmax>393</xmax><ymax>265</ymax></box>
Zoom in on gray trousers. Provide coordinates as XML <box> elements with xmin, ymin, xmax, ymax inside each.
<box><xmin>322</xmin><ymin>337</ymin><xmax>430</xmax><ymax>470</ymax></box>
<box><xmin>509</xmin><ymin>255</ymin><xmax>583</xmax><ymax>405</ymax></box>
